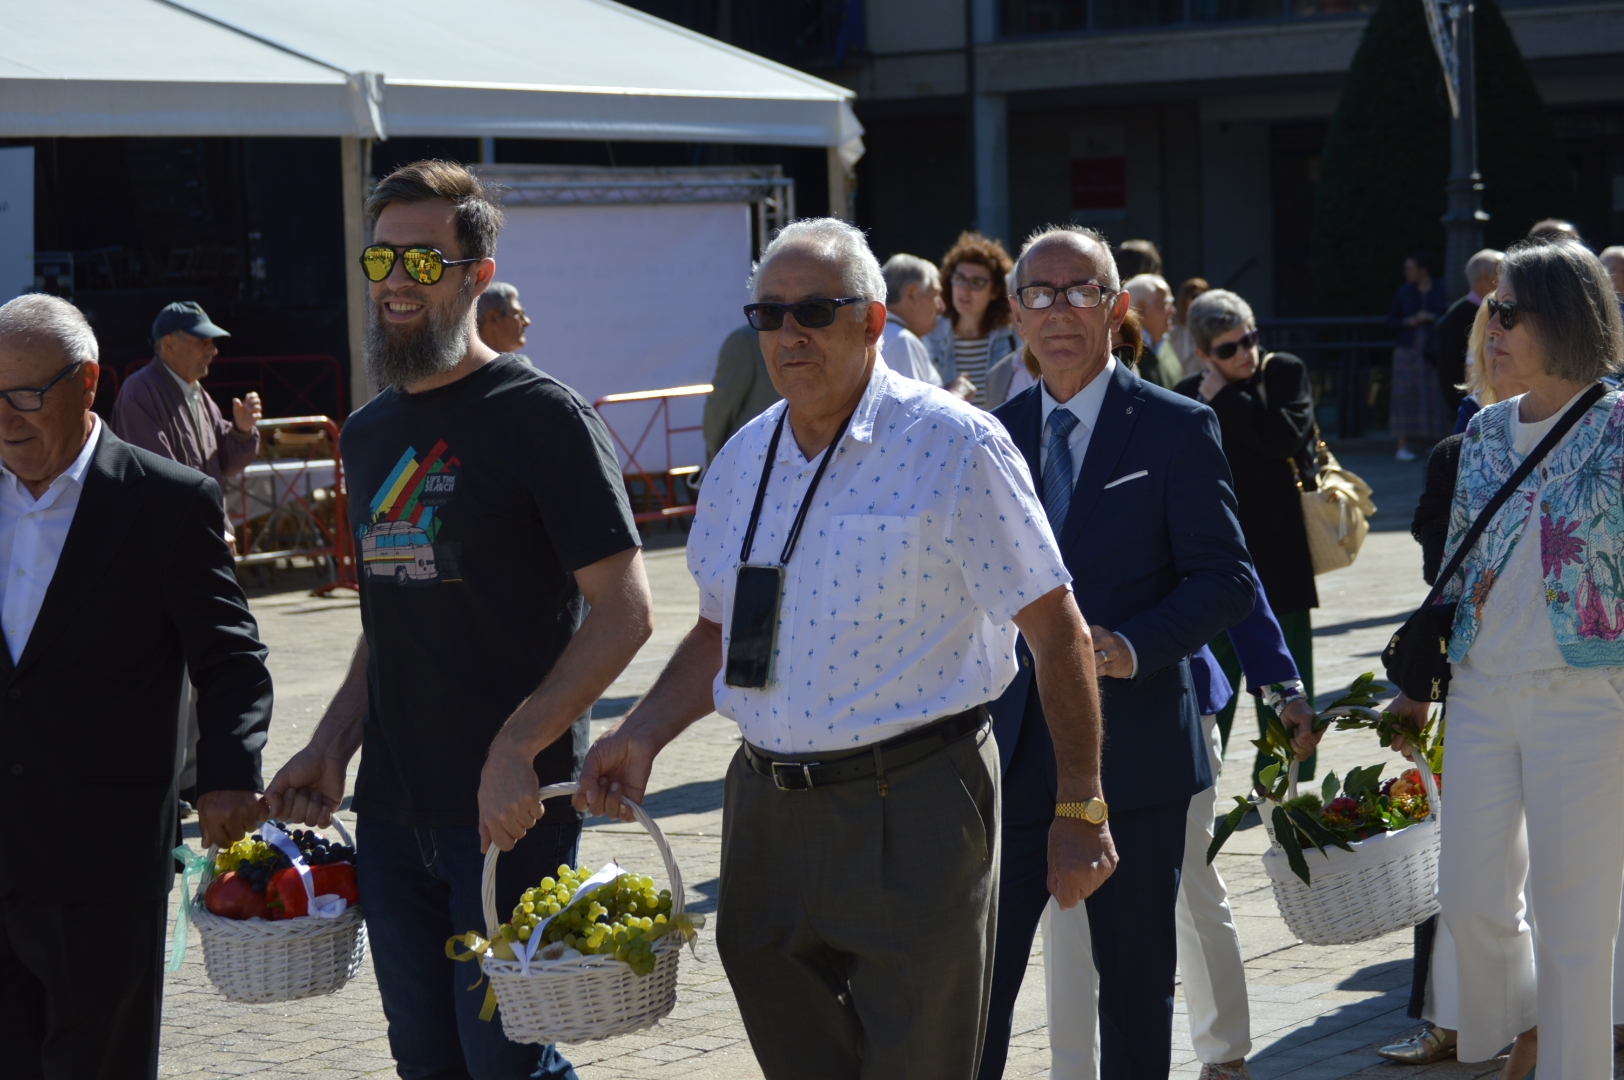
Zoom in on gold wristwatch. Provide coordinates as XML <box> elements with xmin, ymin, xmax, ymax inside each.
<box><xmin>1056</xmin><ymin>797</ymin><xmax>1109</xmax><ymax>825</ymax></box>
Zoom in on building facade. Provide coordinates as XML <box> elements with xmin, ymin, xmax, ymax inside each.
<box><xmin>626</xmin><ymin>0</ymin><xmax>1624</xmax><ymax>317</ymax></box>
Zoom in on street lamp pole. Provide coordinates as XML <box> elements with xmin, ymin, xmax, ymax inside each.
<box><xmin>1441</xmin><ymin>0</ymin><xmax>1487</xmax><ymax>299</ymax></box>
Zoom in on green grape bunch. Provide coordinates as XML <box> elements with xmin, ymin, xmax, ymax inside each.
<box><xmin>491</xmin><ymin>865</ymin><xmax>676</xmax><ymax>976</ymax></box>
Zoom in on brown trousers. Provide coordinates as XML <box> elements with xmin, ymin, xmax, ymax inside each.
<box><xmin>716</xmin><ymin>726</ymin><xmax>1000</xmax><ymax>1079</ymax></box>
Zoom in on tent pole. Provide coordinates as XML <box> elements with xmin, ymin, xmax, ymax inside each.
<box><xmin>341</xmin><ymin>136</ymin><xmax>371</xmax><ymax>415</ymax></box>
<box><xmin>826</xmin><ymin>147</ymin><xmax>852</xmax><ymax>221</ymax></box>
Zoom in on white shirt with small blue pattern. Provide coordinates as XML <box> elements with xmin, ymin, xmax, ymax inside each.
<box><xmin>690</xmin><ymin>356</ymin><xmax>1072</xmax><ymax>754</ymax></box>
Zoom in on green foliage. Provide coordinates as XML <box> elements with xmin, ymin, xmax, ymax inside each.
<box><xmin>1312</xmin><ymin>0</ymin><xmax>1576</xmax><ymax>315</ymax></box>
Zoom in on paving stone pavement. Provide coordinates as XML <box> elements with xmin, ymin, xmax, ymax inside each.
<box><xmin>159</xmin><ymin>452</ymin><xmax>1622</xmax><ymax>1078</ymax></box>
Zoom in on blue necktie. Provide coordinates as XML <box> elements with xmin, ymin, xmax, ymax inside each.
<box><xmin>1042</xmin><ymin>407</ymin><xmax>1079</xmax><ymax>532</ymax></box>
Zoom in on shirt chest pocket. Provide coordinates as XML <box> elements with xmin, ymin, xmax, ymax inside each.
<box><xmin>818</xmin><ymin>515</ymin><xmax>921</xmax><ymax>627</ymax></box>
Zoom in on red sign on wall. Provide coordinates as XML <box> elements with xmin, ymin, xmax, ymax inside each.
<box><xmin>1070</xmin><ymin>126</ymin><xmax>1127</xmax><ymax>223</ymax></box>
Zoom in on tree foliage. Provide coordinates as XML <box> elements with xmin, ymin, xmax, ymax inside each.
<box><xmin>1312</xmin><ymin>0</ymin><xmax>1576</xmax><ymax>315</ymax></box>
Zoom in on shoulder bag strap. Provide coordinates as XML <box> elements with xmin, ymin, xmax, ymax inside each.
<box><xmin>1418</xmin><ymin>382</ymin><xmax>1606</xmax><ymax>610</ymax></box>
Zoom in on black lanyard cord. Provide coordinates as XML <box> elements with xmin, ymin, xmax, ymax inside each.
<box><xmin>737</xmin><ymin>408</ymin><xmax>855</xmax><ymax>566</ymax></box>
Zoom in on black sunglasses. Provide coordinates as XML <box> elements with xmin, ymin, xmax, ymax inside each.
<box><xmin>743</xmin><ymin>297</ymin><xmax>865</xmax><ymax>332</ymax></box>
<box><xmin>359</xmin><ymin>245</ymin><xmax>481</xmax><ymax>285</ymax></box>
<box><xmin>1485</xmin><ymin>297</ymin><xmax>1528</xmax><ymax>331</ymax></box>
<box><xmin>0</xmin><ymin>361</ymin><xmax>83</xmax><ymax>413</ymax></box>
<box><xmin>1211</xmin><ymin>329</ymin><xmax>1260</xmax><ymax>361</ymax></box>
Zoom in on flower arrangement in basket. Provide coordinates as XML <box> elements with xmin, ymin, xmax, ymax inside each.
<box><xmin>445</xmin><ymin>783</ymin><xmax>704</xmax><ymax>1046</ymax></box>
<box><xmin>1207</xmin><ymin>673</ymin><xmax>1444</xmax><ymax>946</ymax></box>
<box><xmin>170</xmin><ymin>819</ymin><xmax>366</xmax><ymax>1003</ymax></box>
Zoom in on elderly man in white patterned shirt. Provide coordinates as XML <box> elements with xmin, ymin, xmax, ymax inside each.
<box><xmin>575</xmin><ymin>219</ymin><xmax>1115</xmax><ymax>1079</ymax></box>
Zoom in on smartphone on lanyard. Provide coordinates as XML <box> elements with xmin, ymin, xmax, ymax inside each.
<box><xmin>725</xmin><ymin>564</ymin><xmax>785</xmax><ymax>689</ymax></box>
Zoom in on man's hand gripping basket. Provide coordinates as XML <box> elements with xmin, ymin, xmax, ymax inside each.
<box><xmin>481</xmin><ymin>783</ymin><xmax>697</xmax><ymax>1045</ymax></box>
<box><xmin>1262</xmin><ymin>762</ymin><xmax>1441</xmax><ymax>946</ymax></box>
<box><xmin>187</xmin><ymin>818</ymin><xmax>367</xmax><ymax>1003</ymax></box>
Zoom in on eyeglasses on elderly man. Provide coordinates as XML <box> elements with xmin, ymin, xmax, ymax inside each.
<box><xmin>1015</xmin><ymin>282</ymin><xmax>1117</xmax><ymax>310</ymax></box>
<box><xmin>0</xmin><ymin>360</ymin><xmax>85</xmax><ymax>412</ymax></box>
<box><xmin>742</xmin><ymin>297</ymin><xmax>866</xmax><ymax>331</ymax></box>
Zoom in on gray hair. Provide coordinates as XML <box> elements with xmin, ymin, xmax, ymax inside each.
<box><xmin>1124</xmin><ymin>274</ymin><xmax>1171</xmax><ymax>306</ymax></box>
<box><xmin>1500</xmin><ymin>238</ymin><xmax>1624</xmax><ymax>383</ymax></box>
<box><xmin>478</xmin><ymin>280</ymin><xmax>520</xmax><ymax>321</ymax></box>
<box><xmin>1012</xmin><ymin>225</ymin><xmax>1119</xmax><ymax>292</ymax></box>
<box><xmin>881</xmin><ymin>254</ymin><xmax>939</xmax><ymax>303</ymax></box>
<box><xmin>750</xmin><ymin>218</ymin><xmax>886</xmax><ymax>306</ymax></box>
<box><xmin>0</xmin><ymin>293</ymin><xmax>99</xmax><ymax>366</ymax></box>
<box><xmin>1186</xmin><ymin>289</ymin><xmax>1256</xmax><ymax>354</ymax></box>
<box><xmin>1465</xmin><ymin>248</ymin><xmax>1503</xmax><ymax>288</ymax></box>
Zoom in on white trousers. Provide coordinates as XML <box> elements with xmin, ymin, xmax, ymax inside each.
<box><xmin>1043</xmin><ymin>715</ymin><xmax>1251</xmax><ymax>1077</ymax></box>
<box><xmin>1438</xmin><ymin>670</ymin><xmax>1624</xmax><ymax>1075</ymax></box>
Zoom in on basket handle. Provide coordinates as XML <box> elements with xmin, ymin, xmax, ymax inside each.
<box><xmin>480</xmin><ymin>782</ymin><xmax>685</xmax><ymax>941</ymax></box>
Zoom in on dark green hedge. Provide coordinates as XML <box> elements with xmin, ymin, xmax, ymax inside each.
<box><xmin>1311</xmin><ymin>0</ymin><xmax>1576</xmax><ymax>315</ymax></box>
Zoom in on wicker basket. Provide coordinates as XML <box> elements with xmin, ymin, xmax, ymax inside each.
<box><xmin>1261</xmin><ymin>762</ymin><xmax>1441</xmax><ymax>946</ymax></box>
<box><xmin>190</xmin><ymin>817</ymin><xmax>367</xmax><ymax>1003</ymax></box>
<box><xmin>481</xmin><ymin>783</ymin><xmax>691</xmax><ymax>1045</ymax></box>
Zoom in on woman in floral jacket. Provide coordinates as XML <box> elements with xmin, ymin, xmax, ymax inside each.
<box><xmin>1390</xmin><ymin>238</ymin><xmax>1624</xmax><ymax>1080</ymax></box>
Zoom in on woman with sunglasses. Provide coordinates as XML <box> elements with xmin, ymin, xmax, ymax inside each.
<box><xmin>1173</xmin><ymin>289</ymin><xmax>1321</xmax><ymax>782</ymax></box>
<box><xmin>924</xmin><ymin>231</ymin><xmax>1017</xmax><ymax>406</ymax></box>
<box><xmin>1384</xmin><ymin>239</ymin><xmax>1624</xmax><ymax>1080</ymax></box>
<box><xmin>1388</xmin><ymin>252</ymin><xmax>1451</xmax><ymax>462</ymax></box>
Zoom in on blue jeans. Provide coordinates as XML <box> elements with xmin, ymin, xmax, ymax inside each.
<box><xmin>356</xmin><ymin>815</ymin><xmax>582</xmax><ymax>1080</ymax></box>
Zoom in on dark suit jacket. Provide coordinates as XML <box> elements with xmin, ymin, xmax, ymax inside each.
<box><xmin>0</xmin><ymin>431</ymin><xmax>272</xmax><ymax>903</ymax></box>
<box><xmin>1435</xmin><ymin>295</ymin><xmax>1479</xmax><ymax>412</ymax></box>
<box><xmin>989</xmin><ymin>362</ymin><xmax>1254</xmax><ymax>811</ymax></box>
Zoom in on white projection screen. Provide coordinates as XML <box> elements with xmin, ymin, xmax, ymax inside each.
<box><xmin>495</xmin><ymin>201</ymin><xmax>752</xmax><ymax>473</ymax></box>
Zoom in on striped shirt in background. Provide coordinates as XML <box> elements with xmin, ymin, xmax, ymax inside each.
<box><xmin>954</xmin><ymin>336</ymin><xmax>994</xmax><ymax>405</ymax></box>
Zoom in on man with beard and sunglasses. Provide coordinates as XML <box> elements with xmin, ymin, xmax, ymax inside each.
<box><xmin>266</xmin><ymin>160</ymin><xmax>653</xmax><ymax>1080</ymax></box>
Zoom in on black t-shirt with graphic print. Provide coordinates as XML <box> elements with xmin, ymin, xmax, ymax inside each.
<box><xmin>342</xmin><ymin>355</ymin><xmax>638</xmax><ymax>827</ymax></box>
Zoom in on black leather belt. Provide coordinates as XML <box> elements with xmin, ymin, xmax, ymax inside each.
<box><xmin>741</xmin><ymin>706</ymin><xmax>988</xmax><ymax>792</ymax></box>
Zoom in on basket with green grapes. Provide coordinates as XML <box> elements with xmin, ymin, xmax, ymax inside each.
<box><xmin>449</xmin><ymin>783</ymin><xmax>703</xmax><ymax>1045</ymax></box>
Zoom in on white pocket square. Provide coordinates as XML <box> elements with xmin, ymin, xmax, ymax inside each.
<box><xmin>1103</xmin><ymin>470</ymin><xmax>1150</xmax><ymax>490</ymax></box>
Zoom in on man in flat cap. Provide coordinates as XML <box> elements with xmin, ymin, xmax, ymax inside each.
<box><xmin>113</xmin><ymin>301</ymin><xmax>263</xmax><ymax>809</ymax></box>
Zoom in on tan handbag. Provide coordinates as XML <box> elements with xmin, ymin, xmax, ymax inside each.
<box><xmin>1300</xmin><ymin>436</ymin><xmax>1376</xmax><ymax>574</ymax></box>
<box><xmin>1254</xmin><ymin>353</ymin><xmax>1377</xmax><ymax>575</ymax></box>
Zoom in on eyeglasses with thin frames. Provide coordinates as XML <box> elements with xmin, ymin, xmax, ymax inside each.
<box><xmin>0</xmin><ymin>360</ymin><xmax>84</xmax><ymax>412</ymax></box>
<box><xmin>1015</xmin><ymin>283</ymin><xmax>1116</xmax><ymax>311</ymax></box>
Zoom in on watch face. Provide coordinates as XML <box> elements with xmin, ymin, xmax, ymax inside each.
<box><xmin>1084</xmin><ymin>799</ymin><xmax>1107</xmax><ymax>824</ymax></box>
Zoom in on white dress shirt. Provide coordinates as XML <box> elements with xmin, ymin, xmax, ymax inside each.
<box><xmin>1036</xmin><ymin>356</ymin><xmax>1140</xmax><ymax>676</ymax></box>
<box><xmin>880</xmin><ymin>316</ymin><xmax>944</xmax><ymax>387</ymax></box>
<box><xmin>689</xmin><ymin>357</ymin><xmax>1071</xmax><ymax>754</ymax></box>
<box><xmin>1037</xmin><ymin>355</ymin><xmax>1116</xmax><ymax>487</ymax></box>
<box><xmin>0</xmin><ymin>415</ymin><xmax>102</xmax><ymax>663</ymax></box>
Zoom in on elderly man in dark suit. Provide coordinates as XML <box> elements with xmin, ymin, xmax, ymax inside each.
<box><xmin>977</xmin><ymin>226</ymin><xmax>1256</xmax><ymax>1080</ymax></box>
<box><xmin>0</xmin><ymin>294</ymin><xmax>272</xmax><ymax>1079</ymax></box>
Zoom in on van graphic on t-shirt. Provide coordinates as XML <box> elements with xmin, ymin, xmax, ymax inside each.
<box><xmin>359</xmin><ymin>439</ymin><xmax>463</xmax><ymax>585</ymax></box>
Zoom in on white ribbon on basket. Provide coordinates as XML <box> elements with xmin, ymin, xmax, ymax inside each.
<box><xmin>260</xmin><ymin>822</ymin><xmax>348</xmax><ymax>919</ymax></box>
<box><xmin>516</xmin><ymin>860</ymin><xmax>625</xmax><ymax>975</ymax></box>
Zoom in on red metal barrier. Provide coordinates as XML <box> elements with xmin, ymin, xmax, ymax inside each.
<box><xmin>592</xmin><ymin>384</ymin><xmax>712</xmax><ymax>524</ymax></box>
<box><xmin>125</xmin><ymin>355</ymin><xmax>346</xmax><ymax>419</ymax></box>
<box><xmin>230</xmin><ymin>416</ymin><xmax>358</xmax><ymax>596</ymax></box>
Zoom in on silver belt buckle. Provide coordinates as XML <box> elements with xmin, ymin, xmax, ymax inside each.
<box><xmin>771</xmin><ymin>761</ymin><xmax>818</xmax><ymax>790</ymax></box>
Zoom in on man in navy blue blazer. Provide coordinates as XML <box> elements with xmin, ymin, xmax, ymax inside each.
<box><xmin>977</xmin><ymin>226</ymin><xmax>1255</xmax><ymax>1080</ymax></box>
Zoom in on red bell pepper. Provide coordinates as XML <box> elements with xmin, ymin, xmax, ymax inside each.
<box><xmin>204</xmin><ymin>871</ymin><xmax>271</xmax><ymax>921</ymax></box>
<box><xmin>267</xmin><ymin>862</ymin><xmax>359</xmax><ymax>920</ymax></box>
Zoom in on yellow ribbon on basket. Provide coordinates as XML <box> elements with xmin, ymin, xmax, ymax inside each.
<box><xmin>445</xmin><ymin>932</ymin><xmax>501</xmax><ymax>1022</ymax></box>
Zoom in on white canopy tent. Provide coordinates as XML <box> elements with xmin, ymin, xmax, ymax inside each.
<box><xmin>0</xmin><ymin>0</ymin><xmax>863</xmax><ymax>407</ymax></box>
